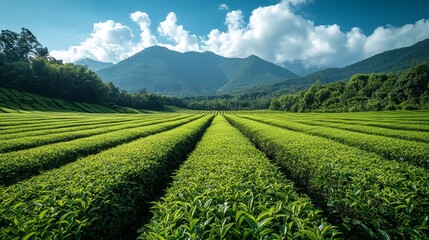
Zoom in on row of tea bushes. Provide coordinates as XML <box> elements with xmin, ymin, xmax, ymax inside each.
<box><xmin>0</xmin><ymin>115</ymin><xmax>200</xmax><ymax>185</ymax></box>
<box><xmin>227</xmin><ymin>115</ymin><xmax>429</xmax><ymax>239</ymax></box>
<box><xmin>0</xmin><ymin>116</ymin><xmax>213</xmax><ymax>239</ymax></box>
<box><xmin>240</xmin><ymin>114</ymin><xmax>429</xmax><ymax>168</ymax></box>
<box><xmin>140</xmin><ymin>116</ymin><xmax>339</xmax><ymax>239</ymax></box>
<box><xmin>0</xmin><ymin>115</ymin><xmax>188</xmax><ymax>153</ymax></box>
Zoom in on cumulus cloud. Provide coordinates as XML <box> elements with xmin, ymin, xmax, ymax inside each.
<box><xmin>219</xmin><ymin>3</ymin><xmax>229</xmax><ymax>11</ymax></box>
<box><xmin>157</xmin><ymin>12</ymin><xmax>200</xmax><ymax>52</ymax></box>
<box><xmin>130</xmin><ymin>11</ymin><xmax>157</xmax><ymax>49</ymax></box>
<box><xmin>51</xmin><ymin>20</ymin><xmax>135</xmax><ymax>63</ymax></box>
<box><xmin>202</xmin><ymin>0</ymin><xmax>429</xmax><ymax>69</ymax></box>
<box><xmin>51</xmin><ymin>11</ymin><xmax>201</xmax><ymax>63</ymax></box>
<box><xmin>51</xmin><ymin>11</ymin><xmax>160</xmax><ymax>63</ymax></box>
<box><xmin>51</xmin><ymin>0</ymin><xmax>429</xmax><ymax>70</ymax></box>
<box><xmin>364</xmin><ymin>19</ymin><xmax>429</xmax><ymax>56</ymax></box>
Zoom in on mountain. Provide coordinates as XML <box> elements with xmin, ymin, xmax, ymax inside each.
<box><xmin>217</xmin><ymin>55</ymin><xmax>299</xmax><ymax>93</ymax></box>
<box><xmin>96</xmin><ymin>46</ymin><xmax>298</xmax><ymax>96</ymax></box>
<box><xmin>267</xmin><ymin>38</ymin><xmax>429</xmax><ymax>92</ymax></box>
<box><xmin>75</xmin><ymin>58</ymin><xmax>114</xmax><ymax>72</ymax></box>
<box><xmin>302</xmin><ymin>38</ymin><xmax>429</xmax><ymax>84</ymax></box>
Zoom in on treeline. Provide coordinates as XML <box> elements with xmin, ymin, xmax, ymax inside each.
<box><xmin>270</xmin><ymin>63</ymin><xmax>429</xmax><ymax>112</ymax></box>
<box><xmin>183</xmin><ymin>92</ymin><xmax>272</xmax><ymax>110</ymax></box>
<box><xmin>0</xmin><ymin>28</ymin><xmax>182</xmax><ymax>110</ymax></box>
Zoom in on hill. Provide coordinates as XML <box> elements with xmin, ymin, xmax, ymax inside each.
<box><xmin>0</xmin><ymin>27</ymin><xmax>170</xmax><ymax>111</ymax></box>
<box><xmin>96</xmin><ymin>46</ymin><xmax>298</xmax><ymax>96</ymax></box>
<box><xmin>270</xmin><ymin>63</ymin><xmax>429</xmax><ymax>112</ymax></box>
<box><xmin>217</xmin><ymin>55</ymin><xmax>299</xmax><ymax>93</ymax></box>
<box><xmin>0</xmin><ymin>87</ymin><xmax>140</xmax><ymax>113</ymax></box>
<box><xmin>297</xmin><ymin>38</ymin><xmax>429</xmax><ymax>84</ymax></box>
<box><xmin>257</xmin><ymin>38</ymin><xmax>429</xmax><ymax>95</ymax></box>
<box><xmin>75</xmin><ymin>58</ymin><xmax>114</xmax><ymax>72</ymax></box>
<box><xmin>182</xmin><ymin>39</ymin><xmax>429</xmax><ymax>110</ymax></box>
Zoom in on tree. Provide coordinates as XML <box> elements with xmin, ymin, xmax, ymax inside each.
<box><xmin>402</xmin><ymin>63</ymin><xmax>429</xmax><ymax>104</ymax></box>
<box><xmin>361</xmin><ymin>74</ymin><xmax>386</xmax><ymax>98</ymax></box>
<box><xmin>0</xmin><ymin>30</ymin><xmax>20</xmax><ymax>62</ymax></box>
<box><xmin>0</xmin><ymin>28</ymin><xmax>48</xmax><ymax>62</ymax></box>
<box><xmin>315</xmin><ymin>86</ymin><xmax>331</xmax><ymax>106</ymax></box>
<box><xmin>0</xmin><ymin>28</ymin><xmax>173</xmax><ymax>110</ymax></box>
<box><xmin>298</xmin><ymin>80</ymin><xmax>321</xmax><ymax>112</ymax></box>
<box><xmin>269</xmin><ymin>98</ymin><xmax>280</xmax><ymax>110</ymax></box>
<box><xmin>268</xmin><ymin>64</ymin><xmax>429</xmax><ymax>112</ymax></box>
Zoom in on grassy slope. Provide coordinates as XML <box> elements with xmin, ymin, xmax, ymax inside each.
<box><xmin>0</xmin><ymin>87</ymin><xmax>141</xmax><ymax>113</ymax></box>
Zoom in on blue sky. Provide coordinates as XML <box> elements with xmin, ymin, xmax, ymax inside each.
<box><xmin>1</xmin><ymin>0</ymin><xmax>429</xmax><ymax>69</ymax></box>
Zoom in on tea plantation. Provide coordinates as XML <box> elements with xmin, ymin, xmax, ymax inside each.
<box><xmin>0</xmin><ymin>110</ymin><xmax>428</xmax><ymax>239</ymax></box>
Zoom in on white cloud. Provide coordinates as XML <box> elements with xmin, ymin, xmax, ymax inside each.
<box><xmin>51</xmin><ymin>20</ymin><xmax>135</xmax><ymax>63</ymax></box>
<box><xmin>226</xmin><ymin>10</ymin><xmax>245</xmax><ymax>31</ymax></box>
<box><xmin>157</xmin><ymin>12</ymin><xmax>200</xmax><ymax>52</ymax></box>
<box><xmin>51</xmin><ymin>1</ymin><xmax>429</xmax><ymax>70</ymax></box>
<box><xmin>202</xmin><ymin>0</ymin><xmax>429</xmax><ymax>69</ymax></box>
<box><xmin>219</xmin><ymin>3</ymin><xmax>229</xmax><ymax>11</ymax></box>
<box><xmin>51</xmin><ymin>12</ymin><xmax>160</xmax><ymax>63</ymax></box>
<box><xmin>364</xmin><ymin>19</ymin><xmax>429</xmax><ymax>57</ymax></box>
<box><xmin>51</xmin><ymin>10</ymin><xmax>201</xmax><ymax>63</ymax></box>
<box><xmin>130</xmin><ymin>11</ymin><xmax>157</xmax><ymax>49</ymax></box>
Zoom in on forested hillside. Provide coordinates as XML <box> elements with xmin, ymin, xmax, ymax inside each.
<box><xmin>270</xmin><ymin>63</ymin><xmax>429</xmax><ymax>112</ymax></box>
<box><xmin>0</xmin><ymin>28</ymin><xmax>181</xmax><ymax>110</ymax></box>
<box><xmin>2</xmin><ymin>28</ymin><xmax>428</xmax><ymax>112</ymax></box>
<box><xmin>97</xmin><ymin>46</ymin><xmax>298</xmax><ymax>96</ymax></box>
<box><xmin>262</xmin><ymin>39</ymin><xmax>429</xmax><ymax>94</ymax></box>
<box><xmin>182</xmin><ymin>40</ymin><xmax>429</xmax><ymax>110</ymax></box>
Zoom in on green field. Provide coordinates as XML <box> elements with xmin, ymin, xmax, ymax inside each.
<box><xmin>0</xmin><ymin>110</ymin><xmax>428</xmax><ymax>239</ymax></box>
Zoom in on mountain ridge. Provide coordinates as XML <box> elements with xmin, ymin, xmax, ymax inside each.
<box><xmin>243</xmin><ymin>38</ymin><xmax>429</xmax><ymax>97</ymax></box>
<box><xmin>75</xmin><ymin>58</ymin><xmax>114</xmax><ymax>72</ymax></box>
<box><xmin>285</xmin><ymin>38</ymin><xmax>429</xmax><ymax>86</ymax></box>
<box><xmin>96</xmin><ymin>46</ymin><xmax>298</xmax><ymax>96</ymax></box>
